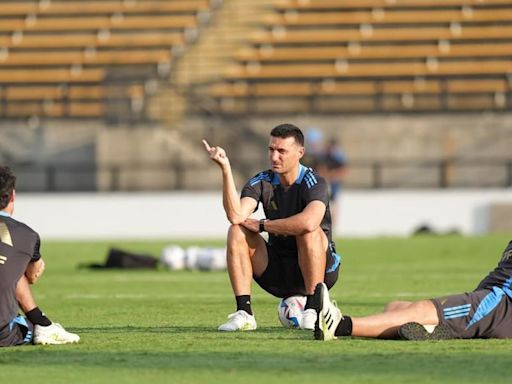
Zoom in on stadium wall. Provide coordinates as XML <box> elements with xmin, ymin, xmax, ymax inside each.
<box><xmin>14</xmin><ymin>190</ymin><xmax>512</xmax><ymax>240</ymax></box>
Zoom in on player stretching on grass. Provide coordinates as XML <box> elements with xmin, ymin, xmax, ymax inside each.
<box><xmin>0</xmin><ymin>166</ymin><xmax>79</xmax><ymax>347</ymax></box>
<box><xmin>203</xmin><ymin>123</ymin><xmax>341</xmax><ymax>331</ymax></box>
<box><xmin>314</xmin><ymin>240</ymin><xmax>512</xmax><ymax>340</ymax></box>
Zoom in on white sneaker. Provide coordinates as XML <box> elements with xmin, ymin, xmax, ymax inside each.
<box><xmin>218</xmin><ymin>310</ymin><xmax>257</xmax><ymax>332</ymax></box>
<box><xmin>301</xmin><ymin>308</ymin><xmax>317</xmax><ymax>330</ymax></box>
<box><xmin>314</xmin><ymin>283</ymin><xmax>343</xmax><ymax>341</ymax></box>
<box><xmin>33</xmin><ymin>323</ymin><xmax>80</xmax><ymax>345</ymax></box>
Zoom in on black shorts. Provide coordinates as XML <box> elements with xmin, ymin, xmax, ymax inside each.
<box><xmin>0</xmin><ymin>316</ymin><xmax>34</xmax><ymax>347</ymax></box>
<box><xmin>432</xmin><ymin>287</ymin><xmax>512</xmax><ymax>339</ymax></box>
<box><xmin>254</xmin><ymin>241</ymin><xmax>341</xmax><ymax>298</ymax></box>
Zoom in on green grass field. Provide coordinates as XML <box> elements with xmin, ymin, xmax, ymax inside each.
<box><xmin>1</xmin><ymin>235</ymin><xmax>511</xmax><ymax>384</ymax></box>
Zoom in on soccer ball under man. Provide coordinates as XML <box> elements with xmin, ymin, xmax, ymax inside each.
<box><xmin>277</xmin><ymin>295</ymin><xmax>307</xmax><ymax>328</ymax></box>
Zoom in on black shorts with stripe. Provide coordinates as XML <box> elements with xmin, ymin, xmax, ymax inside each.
<box><xmin>254</xmin><ymin>241</ymin><xmax>341</xmax><ymax>298</ymax></box>
<box><xmin>432</xmin><ymin>286</ymin><xmax>512</xmax><ymax>339</ymax></box>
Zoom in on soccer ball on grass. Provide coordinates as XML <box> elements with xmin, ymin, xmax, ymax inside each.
<box><xmin>277</xmin><ymin>295</ymin><xmax>307</xmax><ymax>328</ymax></box>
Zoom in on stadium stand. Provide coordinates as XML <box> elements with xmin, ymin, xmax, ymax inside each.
<box><xmin>1</xmin><ymin>0</ymin><xmax>511</xmax><ymax>192</ymax></box>
<box><xmin>0</xmin><ymin>0</ymin><xmax>214</xmax><ymax>119</ymax></box>
<box><xmin>0</xmin><ymin>0</ymin><xmax>211</xmax><ymax>16</ymax></box>
<box><xmin>273</xmin><ymin>0</ymin><xmax>512</xmax><ymax>11</ymax></box>
<box><xmin>264</xmin><ymin>9</ymin><xmax>512</xmax><ymax>26</ymax></box>
<box><xmin>204</xmin><ymin>0</ymin><xmax>512</xmax><ymax>113</ymax></box>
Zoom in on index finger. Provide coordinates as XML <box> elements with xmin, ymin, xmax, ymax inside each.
<box><xmin>202</xmin><ymin>139</ymin><xmax>212</xmax><ymax>151</ymax></box>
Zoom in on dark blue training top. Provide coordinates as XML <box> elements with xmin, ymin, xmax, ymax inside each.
<box><xmin>241</xmin><ymin>163</ymin><xmax>332</xmax><ymax>256</ymax></box>
<box><xmin>0</xmin><ymin>212</ymin><xmax>41</xmax><ymax>341</ymax></box>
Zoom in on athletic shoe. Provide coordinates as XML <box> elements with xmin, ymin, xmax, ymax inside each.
<box><xmin>33</xmin><ymin>323</ymin><xmax>80</xmax><ymax>345</ymax></box>
<box><xmin>301</xmin><ymin>308</ymin><xmax>317</xmax><ymax>330</ymax></box>
<box><xmin>218</xmin><ymin>310</ymin><xmax>257</xmax><ymax>331</ymax></box>
<box><xmin>314</xmin><ymin>282</ymin><xmax>343</xmax><ymax>341</ymax></box>
<box><xmin>399</xmin><ymin>322</ymin><xmax>455</xmax><ymax>341</ymax></box>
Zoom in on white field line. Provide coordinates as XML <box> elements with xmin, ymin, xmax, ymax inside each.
<box><xmin>63</xmin><ymin>291</ymin><xmax>444</xmax><ymax>300</ymax></box>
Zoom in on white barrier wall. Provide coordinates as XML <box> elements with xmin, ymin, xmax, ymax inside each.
<box><xmin>13</xmin><ymin>190</ymin><xmax>512</xmax><ymax>240</ymax></box>
<box><xmin>340</xmin><ymin>190</ymin><xmax>512</xmax><ymax>237</ymax></box>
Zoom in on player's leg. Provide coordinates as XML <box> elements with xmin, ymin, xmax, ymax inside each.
<box><xmin>351</xmin><ymin>300</ymin><xmax>438</xmax><ymax>338</ymax></box>
<box><xmin>381</xmin><ymin>300</ymin><xmax>455</xmax><ymax>339</ymax></box>
<box><xmin>226</xmin><ymin>224</ymin><xmax>268</xmax><ymax>296</ymax></box>
<box><xmin>219</xmin><ymin>224</ymin><xmax>268</xmax><ymax>331</ymax></box>
<box><xmin>16</xmin><ymin>275</ymin><xmax>79</xmax><ymax>345</ymax></box>
<box><xmin>295</xmin><ymin>227</ymin><xmax>330</xmax><ymax>329</ymax></box>
<box><xmin>401</xmin><ymin>289</ymin><xmax>512</xmax><ymax>340</ymax></box>
<box><xmin>384</xmin><ymin>301</ymin><xmax>414</xmax><ymax>312</ymax></box>
<box><xmin>313</xmin><ymin>282</ymin><xmax>440</xmax><ymax>340</ymax></box>
<box><xmin>296</xmin><ymin>227</ymin><xmax>328</xmax><ymax>295</ymax></box>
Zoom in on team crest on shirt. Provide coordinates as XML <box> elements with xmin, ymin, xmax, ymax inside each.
<box><xmin>0</xmin><ymin>221</ymin><xmax>13</xmax><ymax>246</ymax></box>
<box><xmin>0</xmin><ymin>255</ymin><xmax>6</xmax><ymax>265</ymax></box>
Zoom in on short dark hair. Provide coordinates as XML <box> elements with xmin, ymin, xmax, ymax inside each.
<box><xmin>0</xmin><ymin>166</ymin><xmax>16</xmax><ymax>210</ymax></box>
<box><xmin>270</xmin><ymin>123</ymin><xmax>304</xmax><ymax>146</ymax></box>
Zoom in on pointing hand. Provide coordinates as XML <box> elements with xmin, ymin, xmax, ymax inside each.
<box><xmin>202</xmin><ymin>139</ymin><xmax>230</xmax><ymax>167</ymax></box>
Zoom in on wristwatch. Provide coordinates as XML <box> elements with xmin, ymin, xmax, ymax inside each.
<box><xmin>259</xmin><ymin>219</ymin><xmax>267</xmax><ymax>233</ymax></box>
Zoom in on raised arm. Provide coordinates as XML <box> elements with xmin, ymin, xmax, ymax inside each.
<box><xmin>203</xmin><ymin>140</ymin><xmax>257</xmax><ymax>224</ymax></box>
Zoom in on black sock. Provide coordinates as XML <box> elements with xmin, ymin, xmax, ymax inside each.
<box><xmin>304</xmin><ymin>294</ymin><xmax>318</xmax><ymax>311</ymax></box>
<box><xmin>235</xmin><ymin>295</ymin><xmax>252</xmax><ymax>315</ymax></box>
<box><xmin>25</xmin><ymin>307</ymin><xmax>52</xmax><ymax>327</ymax></box>
<box><xmin>334</xmin><ymin>316</ymin><xmax>353</xmax><ymax>337</ymax></box>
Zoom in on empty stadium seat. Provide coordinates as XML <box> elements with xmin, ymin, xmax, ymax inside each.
<box><xmin>0</xmin><ymin>1</ymin><xmax>210</xmax><ymax>16</ymax></box>
<box><xmin>207</xmin><ymin>0</ymin><xmax>512</xmax><ymax>113</ymax></box>
<box><xmin>0</xmin><ymin>0</ymin><xmax>215</xmax><ymax>119</ymax></box>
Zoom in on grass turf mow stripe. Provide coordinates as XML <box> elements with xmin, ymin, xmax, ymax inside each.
<box><xmin>1</xmin><ymin>235</ymin><xmax>510</xmax><ymax>384</ymax></box>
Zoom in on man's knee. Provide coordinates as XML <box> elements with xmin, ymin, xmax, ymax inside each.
<box><xmin>385</xmin><ymin>300</ymin><xmax>412</xmax><ymax>312</ymax></box>
<box><xmin>227</xmin><ymin>224</ymin><xmax>259</xmax><ymax>249</ymax></box>
<box><xmin>296</xmin><ymin>227</ymin><xmax>327</xmax><ymax>252</ymax></box>
<box><xmin>410</xmin><ymin>300</ymin><xmax>439</xmax><ymax>324</ymax></box>
<box><xmin>227</xmin><ymin>224</ymin><xmax>245</xmax><ymax>242</ymax></box>
<box><xmin>24</xmin><ymin>259</ymin><xmax>45</xmax><ymax>285</ymax></box>
<box><xmin>25</xmin><ymin>272</ymin><xmax>40</xmax><ymax>285</ymax></box>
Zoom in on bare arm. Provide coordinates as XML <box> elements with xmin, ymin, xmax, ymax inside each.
<box><xmin>242</xmin><ymin>200</ymin><xmax>326</xmax><ymax>236</ymax></box>
<box><xmin>203</xmin><ymin>140</ymin><xmax>257</xmax><ymax>224</ymax></box>
<box><xmin>16</xmin><ymin>275</ymin><xmax>37</xmax><ymax>313</ymax></box>
<box><xmin>25</xmin><ymin>258</ymin><xmax>45</xmax><ymax>284</ymax></box>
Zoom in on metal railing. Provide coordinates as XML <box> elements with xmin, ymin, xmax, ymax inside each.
<box><xmin>8</xmin><ymin>158</ymin><xmax>512</xmax><ymax>192</ymax></box>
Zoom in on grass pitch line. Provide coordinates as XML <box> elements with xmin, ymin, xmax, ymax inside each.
<box><xmin>63</xmin><ymin>293</ymin><xmax>272</xmax><ymax>300</ymax></box>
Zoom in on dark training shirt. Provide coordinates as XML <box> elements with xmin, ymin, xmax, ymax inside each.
<box><xmin>0</xmin><ymin>214</ymin><xmax>41</xmax><ymax>330</ymax></box>
<box><xmin>476</xmin><ymin>240</ymin><xmax>512</xmax><ymax>291</ymax></box>
<box><xmin>241</xmin><ymin>164</ymin><xmax>332</xmax><ymax>256</ymax></box>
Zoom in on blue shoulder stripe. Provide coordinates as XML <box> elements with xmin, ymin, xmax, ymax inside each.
<box><xmin>249</xmin><ymin>172</ymin><xmax>272</xmax><ymax>186</ymax></box>
<box><xmin>304</xmin><ymin>172</ymin><xmax>318</xmax><ymax>189</ymax></box>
